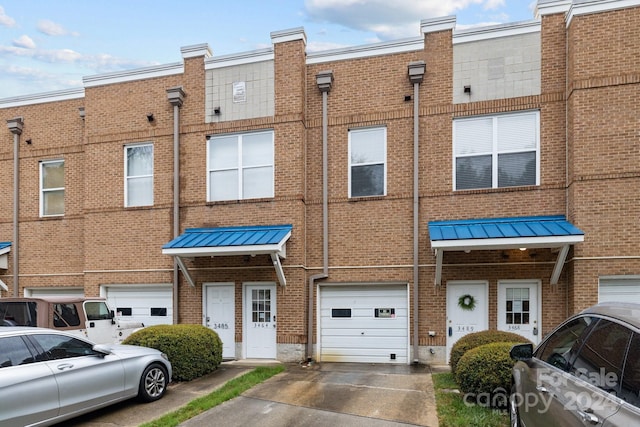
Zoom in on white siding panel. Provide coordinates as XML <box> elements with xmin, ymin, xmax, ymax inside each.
<box><xmin>319</xmin><ymin>284</ymin><xmax>408</xmax><ymax>364</ymax></box>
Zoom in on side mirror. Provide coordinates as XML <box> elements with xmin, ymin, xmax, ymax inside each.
<box><xmin>510</xmin><ymin>343</ymin><xmax>533</xmax><ymax>361</ymax></box>
<box><xmin>92</xmin><ymin>344</ymin><xmax>112</xmax><ymax>357</ymax></box>
<box><xmin>110</xmin><ymin>310</ymin><xmax>116</xmax><ymax>325</ymax></box>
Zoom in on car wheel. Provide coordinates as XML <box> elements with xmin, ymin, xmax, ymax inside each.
<box><xmin>509</xmin><ymin>383</ymin><xmax>521</xmax><ymax>427</ymax></box>
<box><xmin>138</xmin><ymin>363</ymin><xmax>168</xmax><ymax>402</ymax></box>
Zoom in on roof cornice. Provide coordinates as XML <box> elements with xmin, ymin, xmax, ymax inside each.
<box><xmin>0</xmin><ymin>88</ymin><xmax>84</xmax><ymax>108</ymax></box>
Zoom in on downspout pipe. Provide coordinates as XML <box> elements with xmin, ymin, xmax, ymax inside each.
<box><xmin>167</xmin><ymin>87</ymin><xmax>185</xmax><ymax>324</ymax></box>
<box><xmin>7</xmin><ymin>117</ymin><xmax>23</xmax><ymax>297</ymax></box>
<box><xmin>307</xmin><ymin>71</ymin><xmax>333</xmax><ymax>361</ymax></box>
<box><xmin>408</xmin><ymin>61</ymin><xmax>425</xmax><ymax>363</ymax></box>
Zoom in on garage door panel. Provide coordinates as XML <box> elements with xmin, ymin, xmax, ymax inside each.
<box><xmin>599</xmin><ymin>278</ymin><xmax>640</xmax><ymax>303</ymax></box>
<box><xmin>322</xmin><ymin>336</ymin><xmax>408</xmax><ymax>348</ymax></box>
<box><xmin>320</xmin><ymin>285</ymin><xmax>408</xmax><ymax>364</ymax></box>
<box><xmin>106</xmin><ymin>286</ymin><xmax>173</xmax><ymax>326</ymax></box>
<box><xmin>322</xmin><ymin>327</ymin><xmax>407</xmax><ymax>336</ymax></box>
<box><xmin>321</xmin><ymin>320</ymin><xmax>407</xmax><ymax>330</ymax></box>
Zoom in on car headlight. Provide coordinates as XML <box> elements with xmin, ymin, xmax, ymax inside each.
<box><xmin>161</xmin><ymin>352</ymin><xmax>169</xmax><ymax>362</ymax></box>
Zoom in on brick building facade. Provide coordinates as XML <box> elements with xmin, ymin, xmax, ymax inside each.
<box><xmin>1</xmin><ymin>0</ymin><xmax>639</xmax><ymax>364</ymax></box>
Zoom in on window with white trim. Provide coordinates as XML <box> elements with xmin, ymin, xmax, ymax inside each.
<box><xmin>40</xmin><ymin>160</ymin><xmax>64</xmax><ymax>217</ymax></box>
<box><xmin>349</xmin><ymin>127</ymin><xmax>386</xmax><ymax>197</ymax></box>
<box><xmin>453</xmin><ymin>111</ymin><xmax>539</xmax><ymax>190</ymax></box>
<box><xmin>125</xmin><ymin>143</ymin><xmax>154</xmax><ymax>207</ymax></box>
<box><xmin>207</xmin><ymin>130</ymin><xmax>274</xmax><ymax>201</ymax></box>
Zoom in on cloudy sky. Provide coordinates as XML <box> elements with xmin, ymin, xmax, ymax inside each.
<box><xmin>0</xmin><ymin>0</ymin><xmax>536</xmax><ymax>98</ymax></box>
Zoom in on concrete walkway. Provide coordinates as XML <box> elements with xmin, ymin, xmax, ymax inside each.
<box><xmin>181</xmin><ymin>362</ymin><xmax>439</xmax><ymax>427</ymax></box>
<box><xmin>58</xmin><ymin>361</ymin><xmax>440</xmax><ymax>427</ymax></box>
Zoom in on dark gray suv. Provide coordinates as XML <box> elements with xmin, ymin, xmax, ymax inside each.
<box><xmin>510</xmin><ymin>302</ymin><xmax>640</xmax><ymax>426</ymax></box>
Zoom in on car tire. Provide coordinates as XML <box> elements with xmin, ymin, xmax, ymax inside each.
<box><xmin>138</xmin><ymin>363</ymin><xmax>168</xmax><ymax>402</ymax></box>
<box><xmin>509</xmin><ymin>383</ymin><xmax>521</xmax><ymax>427</ymax></box>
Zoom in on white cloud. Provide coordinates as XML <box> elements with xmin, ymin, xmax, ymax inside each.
<box><xmin>37</xmin><ymin>19</ymin><xmax>79</xmax><ymax>37</ymax></box>
<box><xmin>13</xmin><ymin>35</ymin><xmax>36</xmax><ymax>49</ymax></box>
<box><xmin>0</xmin><ymin>6</ymin><xmax>16</xmax><ymax>27</ymax></box>
<box><xmin>304</xmin><ymin>0</ymin><xmax>511</xmax><ymax>39</ymax></box>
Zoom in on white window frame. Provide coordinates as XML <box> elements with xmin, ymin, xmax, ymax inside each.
<box><xmin>348</xmin><ymin>126</ymin><xmax>387</xmax><ymax>198</ymax></box>
<box><xmin>39</xmin><ymin>159</ymin><xmax>64</xmax><ymax>217</ymax></box>
<box><xmin>206</xmin><ymin>130</ymin><xmax>274</xmax><ymax>202</ymax></box>
<box><xmin>453</xmin><ymin>111</ymin><xmax>540</xmax><ymax>190</ymax></box>
<box><xmin>124</xmin><ymin>142</ymin><xmax>154</xmax><ymax>207</ymax></box>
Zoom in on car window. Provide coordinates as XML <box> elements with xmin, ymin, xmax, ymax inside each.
<box><xmin>0</xmin><ymin>336</ymin><xmax>36</xmax><ymax>368</ymax></box>
<box><xmin>53</xmin><ymin>303</ymin><xmax>81</xmax><ymax>327</ymax></box>
<box><xmin>536</xmin><ymin>316</ymin><xmax>593</xmax><ymax>371</ymax></box>
<box><xmin>570</xmin><ymin>319</ymin><xmax>631</xmax><ymax>395</ymax></box>
<box><xmin>620</xmin><ymin>333</ymin><xmax>640</xmax><ymax>407</ymax></box>
<box><xmin>30</xmin><ymin>334</ymin><xmax>95</xmax><ymax>360</ymax></box>
<box><xmin>85</xmin><ymin>301</ymin><xmax>112</xmax><ymax>321</ymax></box>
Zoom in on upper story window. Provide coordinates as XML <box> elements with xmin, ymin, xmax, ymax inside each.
<box><xmin>40</xmin><ymin>160</ymin><xmax>64</xmax><ymax>217</ymax></box>
<box><xmin>125</xmin><ymin>143</ymin><xmax>154</xmax><ymax>207</ymax></box>
<box><xmin>453</xmin><ymin>111</ymin><xmax>539</xmax><ymax>190</ymax></box>
<box><xmin>349</xmin><ymin>127</ymin><xmax>386</xmax><ymax>198</ymax></box>
<box><xmin>207</xmin><ymin>130</ymin><xmax>274</xmax><ymax>201</ymax></box>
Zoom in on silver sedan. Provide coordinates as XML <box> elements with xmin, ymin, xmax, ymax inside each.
<box><xmin>0</xmin><ymin>327</ymin><xmax>172</xmax><ymax>427</ymax></box>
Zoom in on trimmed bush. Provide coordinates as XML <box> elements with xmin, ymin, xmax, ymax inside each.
<box><xmin>123</xmin><ymin>324</ymin><xmax>222</xmax><ymax>381</ymax></box>
<box><xmin>455</xmin><ymin>341</ymin><xmax>517</xmax><ymax>408</ymax></box>
<box><xmin>449</xmin><ymin>330</ymin><xmax>530</xmax><ymax>375</ymax></box>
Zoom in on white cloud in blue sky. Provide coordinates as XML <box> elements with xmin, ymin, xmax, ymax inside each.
<box><xmin>0</xmin><ymin>0</ymin><xmax>536</xmax><ymax>98</ymax></box>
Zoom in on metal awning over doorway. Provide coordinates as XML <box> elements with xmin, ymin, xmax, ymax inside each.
<box><xmin>428</xmin><ymin>216</ymin><xmax>584</xmax><ymax>286</ymax></box>
<box><xmin>162</xmin><ymin>224</ymin><xmax>292</xmax><ymax>287</ymax></box>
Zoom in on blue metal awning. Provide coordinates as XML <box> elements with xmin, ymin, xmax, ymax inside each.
<box><xmin>0</xmin><ymin>242</ymin><xmax>10</xmax><ymax>290</ymax></box>
<box><xmin>0</xmin><ymin>241</ymin><xmax>10</xmax><ymax>254</ymax></box>
<box><xmin>428</xmin><ymin>216</ymin><xmax>584</xmax><ymax>286</ymax></box>
<box><xmin>163</xmin><ymin>225</ymin><xmax>292</xmax><ymax>287</ymax></box>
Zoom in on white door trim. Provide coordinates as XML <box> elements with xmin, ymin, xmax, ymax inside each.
<box><xmin>497</xmin><ymin>279</ymin><xmax>541</xmax><ymax>345</ymax></box>
<box><xmin>242</xmin><ymin>282</ymin><xmax>277</xmax><ymax>359</ymax></box>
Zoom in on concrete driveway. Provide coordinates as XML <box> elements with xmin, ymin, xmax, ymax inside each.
<box><xmin>181</xmin><ymin>362</ymin><xmax>439</xmax><ymax>427</ymax></box>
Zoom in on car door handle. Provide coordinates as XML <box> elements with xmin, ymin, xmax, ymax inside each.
<box><xmin>577</xmin><ymin>408</ymin><xmax>599</xmax><ymax>425</ymax></box>
<box><xmin>536</xmin><ymin>385</ymin><xmax>551</xmax><ymax>395</ymax></box>
<box><xmin>56</xmin><ymin>363</ymin><xmax>74</xmax><ymax>371</ymax></box>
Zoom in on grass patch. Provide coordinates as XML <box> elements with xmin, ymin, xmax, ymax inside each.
<box><xmin>433</xmin><ymin>372</ymin><xmax>508</xmax><ymax>427</ymax></box>
<box><xmin>140</xmin><ymin>365</ymin><xmax>285</xmax><ymax>427</ymax></box>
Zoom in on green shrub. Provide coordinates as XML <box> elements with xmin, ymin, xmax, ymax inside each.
<box><xmin>455</xmin><ymin>342</ymin><xmax>517</xmax><ymax>409</ymax></box>
<box><xmin>124</xmin><ymin>324</ymin><xmax>222</xmax><ymax>381</ymax></box>
<box><xmin>449</xmin><ymin>330</ymin><xmax>530</xmax><ymax>375</ymax></box>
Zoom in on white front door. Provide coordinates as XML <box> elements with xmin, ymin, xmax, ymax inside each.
<box><xmin>244</xmin><ymin>283</ymin><xmax>277</xmax><ymax>359</ymax></box>
<box><xmin>497</xmin><ymin>280</ymin><xmax>540</xmax><ymax>344</ymax></box>
<box><xmin>446</xmin><ymin>281</ymin><xmax>488</xmax><ymax>362</ymax></box>
<box><xmin>204</xmin><ymin>283</ymin><xmax>235</xmax><ymax>359</ymax></box>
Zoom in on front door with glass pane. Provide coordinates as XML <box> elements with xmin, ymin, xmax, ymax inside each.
<box><xmin>497</xmin><ymin>280</ymin><xmax>540</xmax><ymax>344</ymax></box>
<box><xmin>244</xmin><ymin>284</ymin><xmax>277</xmax><ymax>359</ymax></box>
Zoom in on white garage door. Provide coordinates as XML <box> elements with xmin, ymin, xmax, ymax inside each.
<box><xmin>105</xmin><ymin>286</ymin><xmax>173</xmax><ymax>326</ymax></box>
<box><xmin>26</xmin><ymin>288</ymin><xmax>84</xmax><ymax>297</ymax></box>
<box><xmin>599</xmin><ymin>277</ymin><xmax>640</xmax><ymax>304</ymax></box>
<box><xmin>319</xmin><ymin>284</ymin><xmax>409</xmax><ymax>364</ymax></box>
